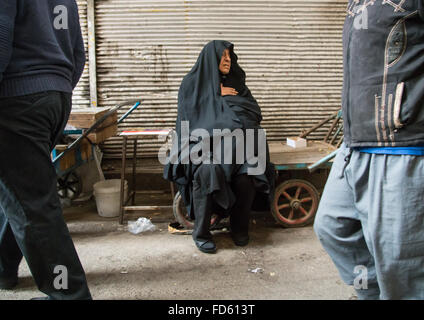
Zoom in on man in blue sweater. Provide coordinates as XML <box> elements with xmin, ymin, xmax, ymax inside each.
<box><xmin>0</xmin><ymin>1</ymin><xmax>91</xmax><ymax>299</ymax></box>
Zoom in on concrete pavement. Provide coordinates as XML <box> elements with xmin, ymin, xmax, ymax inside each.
<box><xmin>0</xmin><ymin>196</ymin><xmax>356</xmax><ymax>300</ymax></box>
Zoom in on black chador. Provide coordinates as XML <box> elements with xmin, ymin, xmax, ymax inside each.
<box><xmin>164</xmin><ymin>40</ymin><xmax>275</xmax><ymax>253</ymax></box>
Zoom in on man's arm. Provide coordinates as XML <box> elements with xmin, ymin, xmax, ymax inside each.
<box><xmin>0</xmin><ymin>1</ymin><xmax>17</xmax><ymax>83</ymax></box>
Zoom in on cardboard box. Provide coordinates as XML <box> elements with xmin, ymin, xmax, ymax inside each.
<box><xmin>287</xmin><ymin>137</ymin><xmax>307</xmax><ymax>149</ymax></box>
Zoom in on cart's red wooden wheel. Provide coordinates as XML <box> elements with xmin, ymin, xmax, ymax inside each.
<box><xmin>271</xmin><ymin>179</ymin><xmax>319</xmax><ymax>228</ymax></box>
<box><xmin>173</xmin><ymin>191</ymin><xmax>220</xmax><ymax>230</ymax></box>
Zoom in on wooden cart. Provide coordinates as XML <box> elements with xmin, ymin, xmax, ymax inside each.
<box><xmin>172</xmin><ymin>110</ymin><xmax>343</xmax><ymax>229</ymax></box>
<box><xmin>53</xmin><ymin>101</ymin><xmax>141</xmax><ymax>200</ymax></box>
<box><xmin>269</xmin><ymin>110</ymin><xmax>342</xmax><ymax>227</ymax></box>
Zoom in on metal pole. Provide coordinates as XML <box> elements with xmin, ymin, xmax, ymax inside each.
<box><xmin>119</xmin><ymin>137</ymin><xmax>128</xmax><ymax>225</ymax></box>
<box><xmin>87</xmin><ymin>0</ymin><xmax>98</xmax><ymax>108</ymax></box>
<box><xmin>132</xmin><ymin>139</ymin><xmax>138</xmax><ymax>206</ymax></box>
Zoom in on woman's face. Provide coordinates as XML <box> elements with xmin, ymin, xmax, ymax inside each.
<box><xmin>219</xmin><ymin>49</ymin><xmax>231</xmax><ymax>75</ymax></box>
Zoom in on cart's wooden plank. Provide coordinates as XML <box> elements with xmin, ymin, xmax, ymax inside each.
<box><xmin>269</xmin><ymin>141</ymin><xmax>336</xmax><ymax>166</ymax></box>
<box><xmin>68</xmin><ymin>107</ymin><xmax>110</xmax><ymax>118</ymax></box>
<box><xmin>68</xmin><ymin>110</ymin><xmax>117</xmax><ymax>129</ymax></box>
<box><xmin>86</xmin><ymin>123</ymin><xmax>117</xmax><ymax>144</ymax></box>
<box><xmin>54</xmin><ymin>142</ymin><xmax>92</xmax><ymax>172</ymax></box>
<box><xmin>64</xmin><ymin>124</ymin><xmax>118</xmax><ymax>144</ymax></box>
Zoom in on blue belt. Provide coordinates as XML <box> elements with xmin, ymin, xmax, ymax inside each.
<box><xmin>357</xmin><ymin>145</ymin><xmax>424</xmax><ymax>156</ymax></box>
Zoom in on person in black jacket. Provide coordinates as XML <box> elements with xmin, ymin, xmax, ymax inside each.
<box><xmin>164</xmin><ymin>41</ymin><xmax>275</xmax><ymax>254</ymax></box>
<box><xmin>314</xmin><ymin>0</ymin><xmax>424</xmax><ymax>300</ymax></box>
<box><xmin>0</xmin><ymin>0</ymin><xmax>91</xmax><ymax>299</ymax></box>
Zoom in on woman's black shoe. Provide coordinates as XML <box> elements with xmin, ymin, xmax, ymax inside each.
<box><xmin>194</xmin><ymin>239</ymin><xmax>217</xmax><ymax>254</ymax></box>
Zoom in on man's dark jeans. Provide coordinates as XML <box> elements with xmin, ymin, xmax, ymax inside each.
<box><xmin>0</xmin><ymin>91</ymin><xmax>91</xmax><ymax>300</ymax></box>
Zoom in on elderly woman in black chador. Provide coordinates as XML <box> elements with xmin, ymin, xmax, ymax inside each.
<box><xmin>164</xmin><ymin>40</ymin><xmax>274</xmax><ymax>254</ymax></box>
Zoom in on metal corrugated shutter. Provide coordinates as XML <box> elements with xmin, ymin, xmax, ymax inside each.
<box><xmin>95</xmin><ymin>0</ymin><xmax>347</xmax><ymax>158</ymax></box>
<box><xmin>72</xmin><ymin>0</ymin><xmax>90</xmax><ymax>109</ymax></box>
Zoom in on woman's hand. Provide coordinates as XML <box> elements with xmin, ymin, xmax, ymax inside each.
<box><xmin>221</xmin><ymin>83</ymin><xmax>238</xmax><ymax>96</ymax></box>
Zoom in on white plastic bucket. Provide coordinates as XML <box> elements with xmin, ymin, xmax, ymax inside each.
<box><xmin>93</xmin><ymin>179</ymin><xmax>128</xmax><ymax>218</ymax></box>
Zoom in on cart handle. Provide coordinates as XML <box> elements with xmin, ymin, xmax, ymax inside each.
<box><xmin>307</xmin><ymin>149</ymin><xmax>339</xmax><ymax>173</ymax></box>
<box><xmin>118</xmin><ymin>101</ymin><xmax>140</xmax><ymax>124</ymax></box>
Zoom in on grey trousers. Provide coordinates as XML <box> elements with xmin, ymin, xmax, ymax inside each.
<box><xmin>314</xmin><ymin>144</ymin><xmax>424</xmax><ymax>300</ymax></box>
